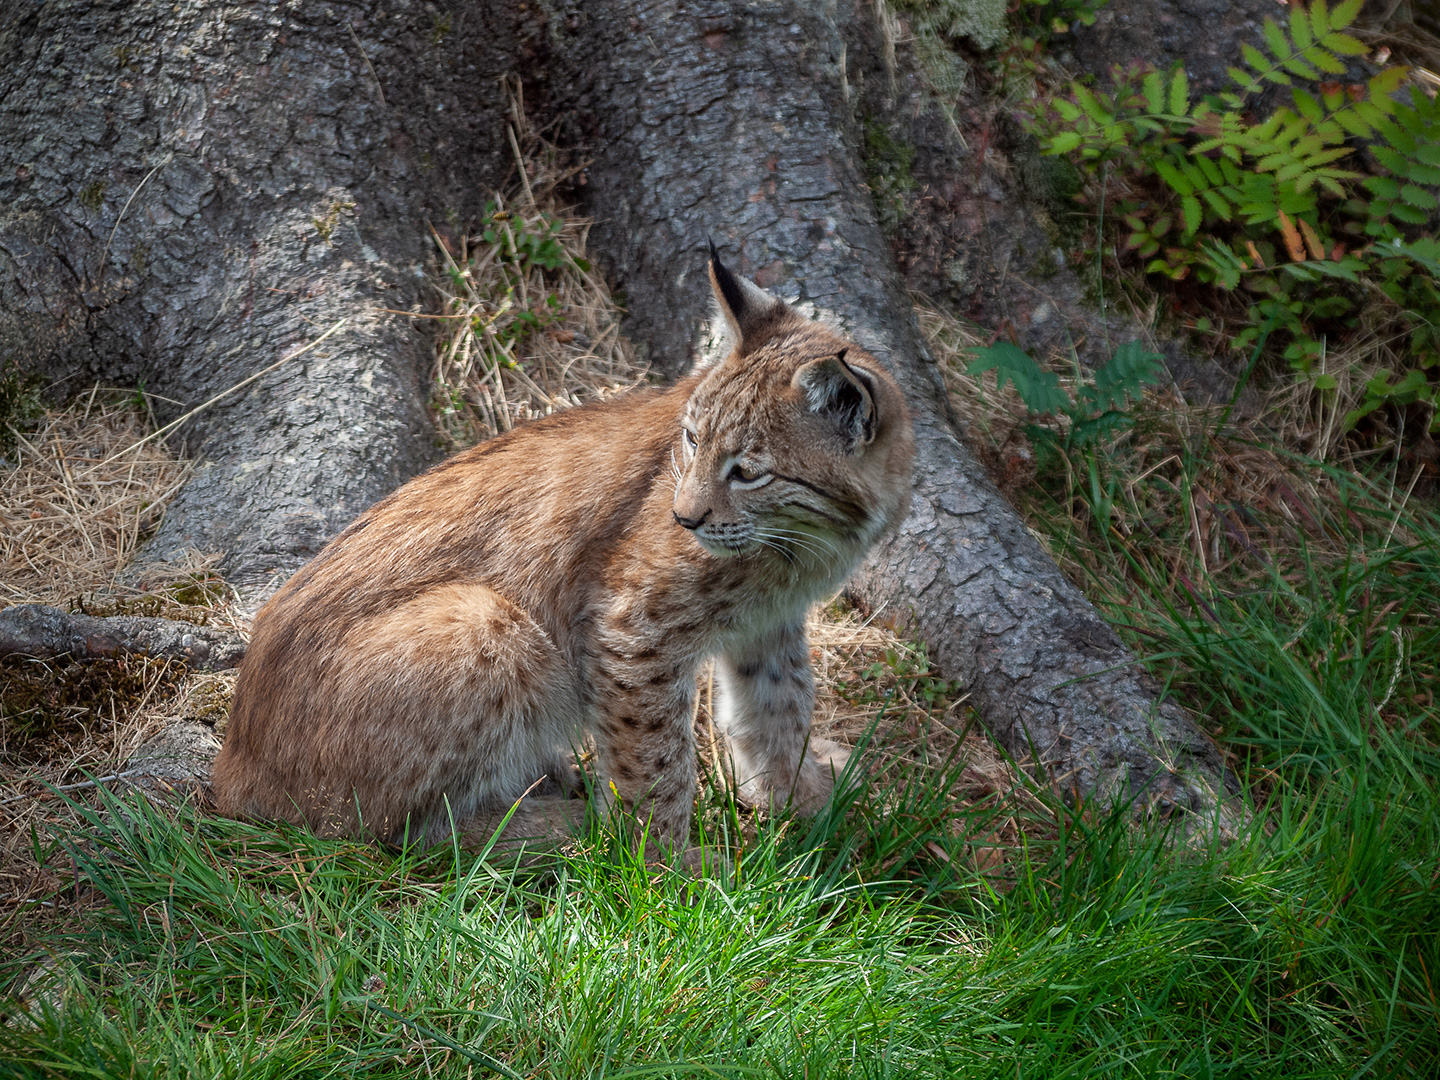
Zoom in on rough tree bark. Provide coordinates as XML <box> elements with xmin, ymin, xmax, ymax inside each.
<box><xmin>0</xmin><ymin>0</ymin><xmax>1235</xmax><ymax>819</ymax></box>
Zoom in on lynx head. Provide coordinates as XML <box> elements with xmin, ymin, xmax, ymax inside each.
<box><xmin>671</xmin><ymin>248</ymin><xmax>914</xmax><ymax>569</ymax></box>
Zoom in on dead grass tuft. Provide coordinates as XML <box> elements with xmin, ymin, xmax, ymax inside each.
<box><xmin>0</xmin><ymin>394</ymin><xmax>197</xmax><ymax>609</ymax></box>
<box><xmin>425</xmin><ymin>79</ymin><xmax>647</xmax><ymax>448</ymax></box>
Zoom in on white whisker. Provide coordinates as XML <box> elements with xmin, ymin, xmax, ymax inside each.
<box><xmin>761</xmin><ymin>524</ymin><xmax>841</xmax><ymax>558</ymax></box>
<box><xmin>755</xmin><ymin>527</ymin><xmax>831</xmax><ymax>563</ymax></box>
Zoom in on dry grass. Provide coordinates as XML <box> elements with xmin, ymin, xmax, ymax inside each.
<box><xmin>0</xmin><ymin>394</ymin><xmax>240</xmax><ymax>924</ymax></box>
<box><xmin>424</xmin><ymin>79</ymin><xmax>647</xmax><ymax>448</ymax></box>
<box><xmin>0</xmin><ymin>393</ymin><xmax>197</xmax><ymax>609</ymax></box>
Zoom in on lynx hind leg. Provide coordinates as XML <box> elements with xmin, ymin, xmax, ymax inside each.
<box><xmin>332</xmin><ymin>582</ymin><xmax>584</xmax><ymax>845</ymax></box>
<box><xmin>454</xmin><ymin>794</ymin><xmax>585</xmax><ymax>861</ymax></box>
<box><xmin>715</xmin><ymin>621</ymin><xmax>850</xmax><ymax>814</ymax></box>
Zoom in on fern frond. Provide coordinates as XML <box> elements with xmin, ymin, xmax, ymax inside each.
<box><xmin>966</xmin><ymin>344</ymin><xmax>1070</xmax><ymax>416</ymax></box>
<box><xmin>1168</xmin><ymin>70</ymin><xmax>1189</xmax><ymax>117</ymax></box>
<box><xmin>1086</xmin><ymin>341</ymin><xmax>1166</xmax><ymax>413</ymax></box>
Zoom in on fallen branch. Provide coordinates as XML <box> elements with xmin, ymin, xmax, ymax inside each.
<box><xmin>0</xmin><ymin>769</ymin><xmax>149</xmax><ymax>808</ymax></box>
<box><xmin>0</xmin><ymin>604</ymin><xmax>246</xmax><ymax>670</ymax></box>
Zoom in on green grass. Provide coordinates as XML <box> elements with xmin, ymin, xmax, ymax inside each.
<box><xmin>3</xmin><ymin>445</ymin><xmax>1438</xmax><ymax>1078</ymax></box>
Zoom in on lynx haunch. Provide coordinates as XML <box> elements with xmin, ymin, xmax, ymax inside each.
<box><xmin>212</xmin><ymin>249</ymin><xmax>915</xmax><ymax>860</ymax></box>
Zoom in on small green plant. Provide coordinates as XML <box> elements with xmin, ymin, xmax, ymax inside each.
<box><xmin>967</xmin><ymin>339</ymin><xmax>1165</xmax><ymax>465</ymax></box>
<box><xmin>311</xmin><ymin>199</ymin><xmax>355</xmax><ymax>243</ymax></box>
<box><xmin>430</xmin><ymin>10</ymin><xmax>452</xmax><ymax>45</ymax></box>
<box><xmin>836</xmin><ymin>639</ymin><xmax>961</xmax><ymax>711</ymax></box>
<box><xmin>862</xmin><ymin>120</ymin><xmax>918</xmax><ymax>234</ymax></box>
<box><xmin>1029</xmin><ymin>0</ymin><xmax>1440</xmax><ymax>433</ymax></box>
<box><xmin>479</xmin><ymin>202</ymin><xmax>579</xmax><ymax>273</ymax></box>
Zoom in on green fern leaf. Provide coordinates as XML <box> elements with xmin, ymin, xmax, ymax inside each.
<box><xmin>1280</xmin><ymin>256</ymin><xmax>1364</xmax><ymax>282</ymax></box>
<box><xmin>1390</xmin><ymin>203</ymin><xmax>1430</xmax><ymax>224</ymax></box>
<box><xmin>1048</xmin><ymin>131</ymin><xmax>1084</xmax><ymax>155</ymax></box>
<box><xmin>1385</xmin><ymin>237</ymin><xmax>1440</xmax><ymax>275</ymax></box>
<box><xmin>1400</xmin><ymin>185</ymin><xmax>1438</xmax><ymax>210</ymax></box>
<box><xmin>1143</xmin><ymin>71</ymin><xmax>1166</xmax><ymax>115</ymax></box>
<box><xmin>1226</xmin><ymin>65</ymin><xmax>1257</xmax><ymax>95</ymax></box>
<box><xmin>1089</xmin><ymin>341</ymin><xmax>1167</xmax><ymax>412</ymax></box>
<box><xmin>1290</xmin><ymin>4</ymin><xmax>1314</xmax><ymax>50</ymax></box>
<box><xmin>1323</xmin><ymin>31</ymin><xmax>1368</xmax><ymax>57</ymax></box>
<box><xmin>1053</xmin><ymin>99</ymin><xmax>1083</xmax><ymax>123</ymax></box>
<box><xmin>1169</xmin><ymin>70</ymin><xmax>1190</xmax><ymax>116</ymax></box>
<box><xmin>1154</xmin><ymin>159</ymin><xmax>1195</xmax><ymax>195</ymax></box>
<box><xmin>1373</xmin><ymin>147</ymin><xmax>1411</xmax><ymax>173</ymax></box>
<box><xmin>1201</xmin><ymin>188</ymin><xmax>1233</xmax><ymax>220</ymax></box>
<box><xmin>966</xmin><ymin>344</ymin><xmax>1070</xmax><ymax>416</ymax></box>
<box><xmin>1364</xmin><ymin>175</ymin><xmax>1400</xmax><ymax>200</ymax></box>
<box><xmin>1292</xmin><ymin>88</ymin><xmax>1324</xmax><ymax>123</ymax></box>
<box><xmin>1330</xmin><ymin>0</ymin><xmax>1363</xmax><ymax>29</ymax></box>
<box><xmin>1242</xmin><ymin>42</ymin><xmax>1286</xmax><ymax>82</ymax></box>
<box><xmin>1264</xmin><ymin>20</ymin><xmax>1293</xmax><ymax>63</ymax></box>
<box><xmin>1311</xmin><ymin>0</ymin><xmax>1331</xmax><ymax>36</ymax></box>
<box><xmin>1180</xmin><ymin>160</ymin><xmax>1210</xmax><ymax>190</ymax></box>
<box><xmin>1181</xmin><ymin>195</ymin><xmax>1203</xmax><ymax>236</ymax></box>
<box><xmin>1368</xmin><ymin>69</ymin><xmax>1406</xmax><ymax>107</ymax></box>
<box><xmin>1200</xmin><ymin>240</ymin><xmax>1246</xmax><ymax>288</ymax></box>
<box><xmin>1075</xmin><ymin>86</ymin><xmax>1112</xmax><ymax>126</ymax></box>
<box><xmin>1354</xmin><ymin>102</ymin><xmax>1391</xmax><ymax>130</ymax></box>
<box><xmin>1334</xmin><ymin>108</ymin><xmax>1374</xmax><ymax>139</ymax></box>
<box><xmin>1306</xmin><ymin>49</ymin><xmax>1346</xmax><ymax>76</ymax></box>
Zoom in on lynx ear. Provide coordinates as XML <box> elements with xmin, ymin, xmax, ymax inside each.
<box><xmin>792</xmin><ymin>349</ymin><xmax>877</xmax><ymax>449</ymax></box>
<box><xmin>708</xmin><ymin>242</ymin><xmax>785</xmax><ymax>352</ymax></box>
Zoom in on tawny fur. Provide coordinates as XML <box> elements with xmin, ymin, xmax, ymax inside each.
<box><xmin>211</xmin><ymin>255</ymin><xmax>915</xmax><ymax>858</ymax></box>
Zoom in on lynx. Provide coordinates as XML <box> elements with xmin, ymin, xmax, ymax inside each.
<box><xmin>211</xmin><ymin>249</ymin><xmax>914</xmax><ymax>862</ymax></box>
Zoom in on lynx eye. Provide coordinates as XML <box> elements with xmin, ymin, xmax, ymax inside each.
<box><xmin>681</xmin><ymin>427</ymin><xmax>698</xmax><ymax>455</ymax></box>
<box><xmin>726</xmin><ymin>462</ymin><xmax>773</xmax><ymax>490</ymax></box>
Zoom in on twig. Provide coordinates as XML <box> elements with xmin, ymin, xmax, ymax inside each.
<box><xmin>99</xmin><ymin>318</ymin><xmax>347</xmax><ymax>465</ymax></box>
<box><xmin>347</xmin><ymin>21</ymin><xmax>387</xmax><ymax>107</ymax></box>
<box><xmin>508</xmin><ymin>123</ymin><xmax>535</xmax><ymax>210</ymax></box>
<box><xmin>0</xmin><ymin>770</ymin><xmax>148</xmax><ymax>808</ymax></box>
<box><xmin>100</xmin><ymin>160</ymin><xmax>167</xmax><ymax>280</ymax></box>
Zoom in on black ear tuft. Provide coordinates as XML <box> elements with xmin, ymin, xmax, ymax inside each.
<box><xmin>707</xmin><ymin>243</ymin><xmax>786</xmax><ymax>352</ymax></box>
<box><xmin>708</xmin><ymin>243</ymin><xmax>749</xmax><ymax>330</ymax></box>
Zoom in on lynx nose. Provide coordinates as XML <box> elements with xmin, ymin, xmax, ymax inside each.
<box><xmin>672</xmin><ymin>508</ymin><xmax>711</xmax><ymax>530</ymax></box>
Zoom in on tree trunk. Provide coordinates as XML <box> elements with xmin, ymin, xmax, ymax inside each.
<box><xmin>1</xmin><ymin>0</ymin><xmax>1236</xmax><ymax>818</ymax></box>
<box><xmin>550</xmin><ymin>0</ymin><xmax>1234</xmax><ymax>819</ymax></box>
<box><xmin>0</xmin><ymin>0</ymin><xmax>534</xmax><ymax>592</ymax></box>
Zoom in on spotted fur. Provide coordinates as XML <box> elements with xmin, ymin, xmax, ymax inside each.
<box><xmin>211</xmin><ymin>252</ymin><xmax>915</xmax><ymax>859</ymax></box>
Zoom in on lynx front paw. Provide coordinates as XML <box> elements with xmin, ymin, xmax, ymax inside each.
<box><xmin>731</xmin><ymin>737</ymin><xmax>854</xmax><ymax>815</ymax></box>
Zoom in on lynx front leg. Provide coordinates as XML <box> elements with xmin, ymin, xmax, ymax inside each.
<box><xmin>715</xmin><ymin>621</ymin><xmax>849</xmax><ymax>813</ymax></box>
<box><xmin>591</xmin><ymin>641</ymin><xmax>700</xmax><ymax>861</ymax></box>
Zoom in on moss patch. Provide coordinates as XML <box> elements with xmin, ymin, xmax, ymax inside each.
<box><xmin>0</xmin><ymin>655</ymin><xmax>189</xmax><ymax>768</ymax></box>
<box><xmin>862</xmin><ymin>119</ymin><xmax>918</xmax><ymax>234</ymax></box>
